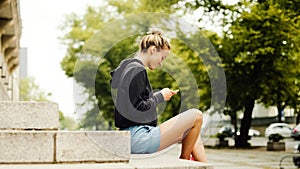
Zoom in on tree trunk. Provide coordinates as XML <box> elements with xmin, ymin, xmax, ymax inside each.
<box><xmin>235</xmin><ymin>96</ymin><xmax>255</xmax><ymax>148</ymax></box>
<box><xmin>294</xmin><ymin>102</ymin><xmax>299</xmax><ymax>124</ymax></box>
<box><xmin>230</xmin><ymin>111</ymin><xmax>238</xmax><ymax>137</ymax></box>
<box><xmin>296</xmin><ymin>113</ymin><xmax>300</xmax><ymax>125</ymax></box>
<box><xmin>277</xmin><ymin>102</ymin><xmax>286</xmax><ymax>123</ymax></box>
<box><xmin>277</xmin><ymin>103</ymin><xmax>283</xmax><ymax>123</ymax></box>
<box><xmin>108</xmin><ymin>121</ymin><xmax>113</xmax><ymax>130</ymax></box>
<box><xmin>95</xmin><ymin>123</ymin><xmax>99</xmax><ymax>130</ymax></box>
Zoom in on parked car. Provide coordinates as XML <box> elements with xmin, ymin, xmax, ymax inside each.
<box><xmin>242</xmin><ymin>129</ymin><xmax>261</xmax><ymax>137</ymax></box>
<box><xmin>291</xmin><ymin>124</ymin><xmax>300</xmax><ymax>140</ymax></box>
<box><xmin>265</xmin><ymin>123</ymin><xmax>292</xmax><ymax>138</ymax></box>
<box><xmin>218</xmin><ymin>124</ymin><xmax>261</xmax><ymax>137</ymax></box>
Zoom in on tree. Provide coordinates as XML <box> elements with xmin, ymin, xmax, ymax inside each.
<box><xmin>59</xmin><ymin>1</ymin><xmax>221</xmax><ymax>129</ymax></box>
<box><xmin>59</xmin><ymin>5</ymin><xmax>121</xmax><ymax>129</ymax></box>
<box><xmin>59</xmin><ymin>111</ymin><xmax>79</xmax><ymax>130</ymax></box>
<box><xmin>256</xmin><ymin>0</ymin><xmax>300</xmax><ymax>122</ymax></box>
<box><xmin>219</xmin><ymin>1</ymin><xmax>300</xmax><ymax>147</ymax></box>
<box><xmin>20</xmin><ymin>77</ymin><xmax>51</xmax><ymax>101</ymax></box>
<box><xmin>180</xmin><ymin>0</ymin><xmax>300</xmax><ymax>147</ymax></box>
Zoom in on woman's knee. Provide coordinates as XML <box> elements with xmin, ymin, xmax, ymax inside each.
<box><xmin>196</xmin><ymin>111</ymin><xmax>203</xmax><ymax>124</ymax></box>
<box><xmin>190</xmin><ymin>108</ymin><xmax>203</xmax><ymax>124</ymax></box>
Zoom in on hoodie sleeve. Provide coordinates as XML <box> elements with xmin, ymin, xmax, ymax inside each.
<box><xmin>128</xmin><ymin>68</ymin><xmax>164</xmax><ymax>112</ymax></box>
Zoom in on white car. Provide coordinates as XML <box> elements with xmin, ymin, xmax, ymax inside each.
<box><xmin>265</xmin><ymin>123</ymin><xmax>292</xmax><ymax>138</ymax></box>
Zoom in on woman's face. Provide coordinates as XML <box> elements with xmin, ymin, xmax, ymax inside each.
<box><xmin>148</xmin><ymin>47</ymin><xmax>170</xmax><ymax>70</ymax></box>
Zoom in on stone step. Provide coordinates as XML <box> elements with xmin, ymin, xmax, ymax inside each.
<box><xmin>0</xmin><ymin>101</ymin><xmax>59</xmax><ymax>130</ymax></box>
<box><xmin>0</xmin><ymin>130</ymin><xmax>130</xmax><ymax>163</ymax></box>
<box><xmin>56</xmin><ymin>131</ymin><xmax>130</xmax><ymax>163</ymax></box>
<box><xmin>0</xmin><ymin>130</ymin><xmax>54</xmax><ymax>163</ymax></box>
<box><xmin>0</xmin><ymin>159</ymin><xmax>213</xmax><ymax>169</ymax></box>
<box><xmin>129</xmin><ymin>145</ymin><xmax>213</xmax><ymax>169</ymax></box>
<box><xmin>129</xmin><ymin>157</ymin><xmax>213</xmax><ymax>169</ymax></box>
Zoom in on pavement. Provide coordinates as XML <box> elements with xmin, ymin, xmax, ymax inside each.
<box><xmin>206</xmin><ymin>147</ymin><xmax>284</xmax><ymax>169</ymax></box>
<box><xmin>204</xmin><ymin>137</ymin><xmax>300</xmax><ymax>169</ymax></box>
<box><xmin>131</xmin><ymin>136</ymin><xmax>300</xmax><ymax>169</ymax></box>
<box><xmin>149</xmin><ymin>136</ymin><xmax>300</xmax><ymax>169</ymax></box>
<box><xmin>132</xmin><ymin>136</ymin><xmax>300</xmax><ymax>169</ymax></box>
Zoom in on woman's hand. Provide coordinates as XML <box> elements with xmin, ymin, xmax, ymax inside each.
<box><xmin>161</xmin><ymin>88</ymin><xmax>179</xmax><ymax>101</ymax></box>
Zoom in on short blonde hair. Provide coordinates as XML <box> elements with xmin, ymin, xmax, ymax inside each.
<box><xmin>139</xmin><ymin>28</ymin><xmax>171</xmax><ymax>52</ymax></box>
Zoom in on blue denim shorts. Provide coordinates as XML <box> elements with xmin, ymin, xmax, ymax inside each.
<box><xmin>123</xmin><ymin>125</ymin><xmax>160</xmax><ymax>154</ymax></box>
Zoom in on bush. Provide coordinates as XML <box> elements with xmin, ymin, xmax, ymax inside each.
<box><xmin>268</xmin><ymin>133</ymin><xmax>284</xmax><ymax>142</ymax></box>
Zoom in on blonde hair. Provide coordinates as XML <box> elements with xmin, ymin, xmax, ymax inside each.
<box><xmin>139</xmin><ymin>28</ymin><xmax>171</xmax><ymax>53</ymax></box>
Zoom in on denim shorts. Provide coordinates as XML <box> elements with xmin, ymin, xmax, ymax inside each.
<box><xmin>123</xmin><ymin>125</ymin><xmax>160</xmax><ymax>154</ymax></box>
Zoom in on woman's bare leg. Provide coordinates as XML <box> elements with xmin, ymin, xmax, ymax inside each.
<box><xmin>157</xmin><ymin>113</ymin><xmax>188</xmax><ymax>150</ymax></box>
<box><xmin>158</xmin><ymin>108</ymin><xmax>207</xmax><ymax>162</ymax></box>
<box><xmin>191</xmin><ymin>136</ymin><xmax>207</xmax><ymax>162</ymax></box>
<box><xmin>179</xmin><ymin>112</ymin><xmax>202</xmax><ymax>160</ymax></box>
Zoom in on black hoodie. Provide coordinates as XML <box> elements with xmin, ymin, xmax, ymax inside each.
<box><xmin>110</xmin><ymin>58</ymin><xmax>164</xmax><ymax>129</ymax></box>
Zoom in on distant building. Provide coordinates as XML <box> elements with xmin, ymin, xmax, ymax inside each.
<box><xmin>252</xmin><ymin>104</ymin><xmax>278</xmax><ymax>118</ymax></box>
<box><xmin>252</xmin><ymin>103</ymin><xmax>294</xmax><ymax>118</ymax></box>
<box><xmin>0</xmin><ymin>0</ymin><xmax>22</xmax><ymax>100</ymax></box>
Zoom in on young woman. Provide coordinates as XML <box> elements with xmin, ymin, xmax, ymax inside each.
<box><xmin>110</xmin><ymin>29</ymin><xmax>207</xmax><ymax>162</ymax></box>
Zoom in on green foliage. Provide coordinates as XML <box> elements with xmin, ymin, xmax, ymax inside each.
<box><xmin>20</xmin><ymin>77</ymin><xmax>51</xmax><ymax>101</ymax></box>
<box><xmin>59</xmin><ymin>2</ymin><xmax>215</xmax><ymax>129</ymax></box>
<box><xmin>218</xmin><ymin>0</ymin><xmax>300</xmax><ymax>147</ymax></box>
<box><xmin>59</xmin><ymin>0</ymin><xmax>300</xmax><ymax>134</ymax></box>
<box><xmin>108</xmin><ymin>0</ymin><xmax>180</xmax><ymax>14</ymax></box>
<box><xmin>59</xmin><ymin>111</ymin><xmax>79</xmax><ymax>130</ymax></box>
<box><xmin>59</xmin><ymin>5</ymin><xmax>117</xmax><ymax>77</ymax></box>
<box><xmin>221</xmin><ymin>0</ymin><xmax>300</xmax><ymax>113</ymax></box>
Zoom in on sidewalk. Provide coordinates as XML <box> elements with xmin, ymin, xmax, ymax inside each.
<box><xmin>204</xmin><ymin>137</ymin><xmax>298</xmax><ymax>169</ymax></box>
<box><xmin>129</xmin><ymin>138</ymin><xmax>289</xmax><ymax>169</ymax></box>
<box><xmin>206</xmin><ymin>147</ymin><xmax>284</xmax><ymax>169</ymax></box>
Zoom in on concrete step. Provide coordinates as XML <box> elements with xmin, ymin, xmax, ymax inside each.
<box><xmin>0</xmin><ymin>159</ymin><xmax>212</xmax><ymax>169</ymax></box>
<box><xmin>129</xmin><ymin>144</ymin><xmax>213</xmax><ymax>169</ymax></box>
<box><xmin>56</xmin><ymin>131</ymin><xmax>130</xmax><ymax>163</ymax></box>
<box><xmin>0</xmin><ymin>130</ymin><xmax>54</xmax><ymax>163</ymax></box>
<box><xmin>129</xmin><ymin>157</ymin><xmax>213</xmax><ymax>169</ymax></box>
<box><xmin>0</xmin><ymin>101</ymin><xmax>59</xmax><ymax>130</ymax></box>
<box><xmin>0</xmin><ymin>130</ymin><xmax>130</xmax><ymax>163</ymax></box>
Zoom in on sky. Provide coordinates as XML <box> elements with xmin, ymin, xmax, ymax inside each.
<box><xmin>19</xmin><ymin>0</ymin><xmax>104</xmax><ymax>118</ymax></box>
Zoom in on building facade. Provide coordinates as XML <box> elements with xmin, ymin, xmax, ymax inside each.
<box><xmin>0</xmin><ymin>0</ymin><xmax>21</xmax><ymax>100</ymax></box>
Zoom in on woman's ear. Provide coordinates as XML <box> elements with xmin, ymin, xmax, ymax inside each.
<box><xmin>149</xmin><ymin>46</ymin><xmax>157</xmax><ymax>54</ymax></box>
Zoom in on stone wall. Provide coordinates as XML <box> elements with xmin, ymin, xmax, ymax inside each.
<box><xmin>0</xmin><ymin>0</ymin><xmax>22</xmax><ymax>101</ymax></box>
